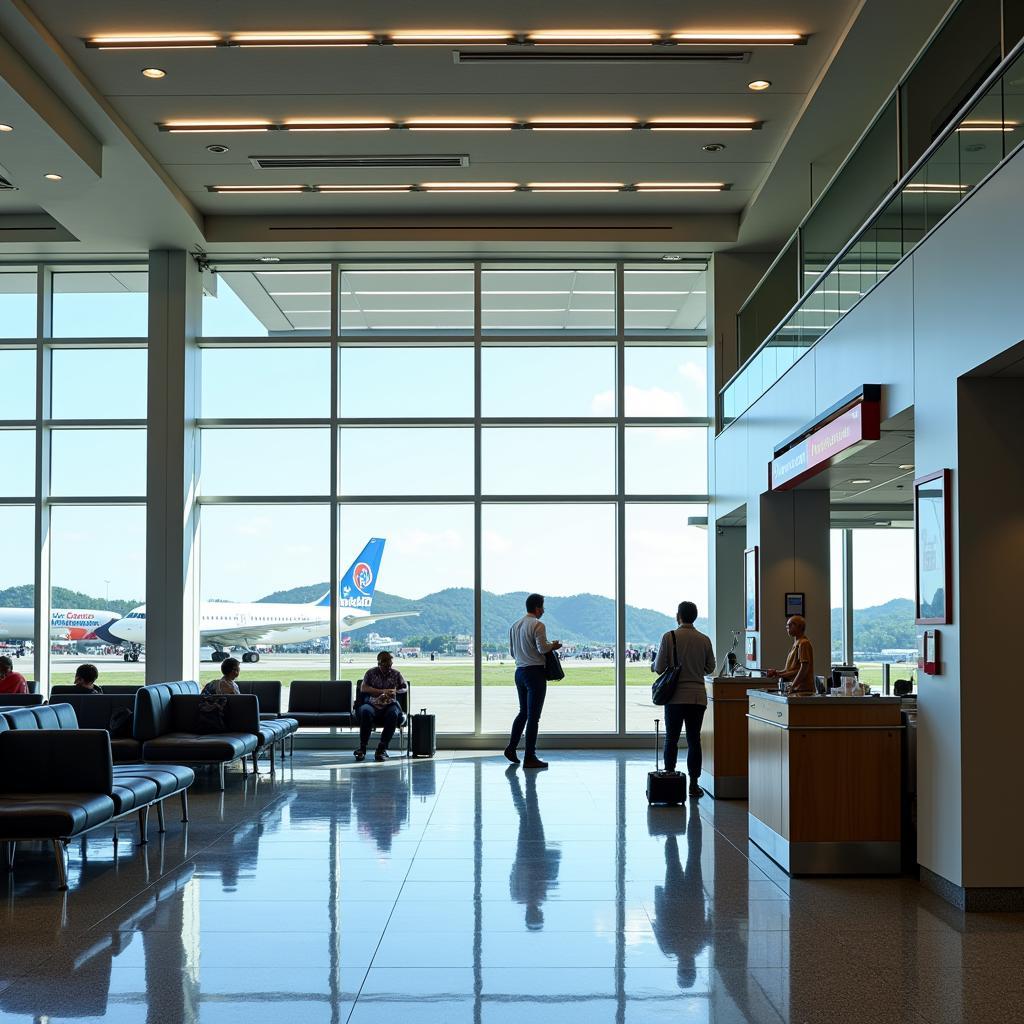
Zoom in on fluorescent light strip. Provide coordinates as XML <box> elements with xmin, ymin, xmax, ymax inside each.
<box><xmin>87</xmin><ymin>29</ymin><xmax>807</xmax><ymax>50</ymax></box>
<box><xmin>210</xmin><ymin>181</ymin><xmax>729</xmax><ymax>195</ymax></box>
<box><xmin>160</xmin><ymin>118</ymin><xmax>758</xmax><ymax>133</ymax></box>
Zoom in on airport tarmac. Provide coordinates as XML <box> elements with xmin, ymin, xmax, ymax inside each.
<box><xmin>24</xmin><ymin>654</ymin><xmax>661</xmax><ymax>737</ymax></box>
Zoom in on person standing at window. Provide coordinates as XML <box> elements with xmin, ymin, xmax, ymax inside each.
<box><xmin>0</xmin><ymin>656</ymin><xmax>28</xmax><ymax>695</ymax></box>
<box><xmin>506</xmin><ymin>593</ymin><xmax>561</xmax><ymax>770</ymax></box>
<box><xmin>653</xmin><ymin>601</ymin><xmax>715</xmax><ymax>798</ymax></box>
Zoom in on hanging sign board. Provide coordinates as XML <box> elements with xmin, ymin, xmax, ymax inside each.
<box><xmin>769</xmin><ymin>387</ymin><xmax>881</xmax><ymax>491</ymax></box>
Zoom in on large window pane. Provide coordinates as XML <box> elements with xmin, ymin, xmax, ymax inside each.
<box><xmin>831</xmin><ymin>529</ymin><xmax>845</xmax><ymax>663</ymax></box>
<box><xmin>852</xmin><ymin>528</ymin><xmax>917</xmax><ymax>693</ymax></box>
<box><xmin>0</xmin><ymin>506</ymin><xmax>34</xmax><ymax>678</ymax></box>
<box><xmin>482</xmin><ymin>427</ymin><xmax>614</xmax><ymax>495</ymax></box>
<box><xmin>50</xmin><ymin>429</ymin><xmax>146</xmax><ymax>496</ymax></box>
<box><xmin>339</xmin><ymin>346</ymin><xmax>474</xmax><ymax>418</ymax></box>
<box><xmin>203</xmin><ymin>268</ymin><xmax>331</xmax><ymax>337</ymax></box>
<box><xmin>624</xmin><ymin>346</ymin><xmax>707</xmax><ymax>417</ymax></box>
<box><xmin>625</xmin><ymin>504</ymin><xmax>708</xmax><ymax>733</ymax></box>
<box><xmin>338</xmin><ymin>504</ymin><xmax>474</xmax><ymax>733</ymax></box>
<box><xmin>200</xmin><ymin>428</ymin><xmax>329</xmax><ymax>496</ymax></box>
<box><xmin>51</xmin><ymin>348</ymin><xmax>147</xmax><ymax>419</ymax></box>
<box><xmin>0</xmin><ymin>430</ymin><xmax>34</xmax><ymax>497</ymax></box>
<box><xmin>49</xmin><ymin>505</ymin><xmax>144</xmax><ymax>686</ymax></box>
<box><xmin>624</xmin><ymin>268</ymin><xmax>707</xmax><ymax>334</ymax></box>
<box><xmin>201</xmin><ymin>348</ymin><xmax>330</xmax><ymax>418</ymax></box>
<box><xmin>482</xmin><ymin>346</ymin><xmax>615</xmax><ymax>417</ymax></box>
<box><xmin>340</xmin><ymin>428</ymin><xmax>473</xmax><ymax>495</ymax></box>
<box><xmin>0</xmin><ymin>272</ymin><xmax>36</xmax><ymax>339</ymax></box>
<box><xmin>341</xmin><ymin>268</ymin><xmax>473</xmax><ymax>335</ymax></box>
<box><xmin>200</xmin><ymin>505</ymin><xmax>329</xmax><ymax>691</ymax></box>
<box><xmin>624</xmin><ymin>427</ymin><xmax>707</xmax><ymax>495</ymax></box>
<box><xmin>0</xmin><ymin>349</ymin><xmax>35</xmax><ymax>418</ymax></box>
<box><xmin>482</xmin><ymin>503</ymin><xmax>616</xmax><ymax>733</ymax></box>
<box><xmin>482</xmin><ymin>267</ymin><xmax>615</xmax><ymax>335</ymax></box>
<box><xmin>52</xmin><ymin>272</ymin><xmax>148</xmax><ymax>338</ymax></box>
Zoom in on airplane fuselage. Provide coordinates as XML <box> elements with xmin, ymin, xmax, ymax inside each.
<box><xmin>0</xmin><ymin>608</ymin><xmax>122</xmax><ymax>642</ymax></box>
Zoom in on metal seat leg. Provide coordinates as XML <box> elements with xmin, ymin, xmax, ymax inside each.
<box><xmin>137</xmin><ymin>805</ymin><xmax>150</xmax><ymax>845</ymax></box>
<box><xmin>180</xmin><ymin>789</ymin><xmax>189</xmax><ymax>822</ymax></box>
<box><xmin>52</xmin><ymin>840</ymin><xmax>68</xmax><ymax>891</ymax></box>
<box><xmin>218</xmin><ymin>763</ymin><xmax>225</xmax><ymax>790</ymax></box>
<box><xmin>156</xmin><ymin>800</ymin><xmax>166</xmax><ymax>833</ymax></box>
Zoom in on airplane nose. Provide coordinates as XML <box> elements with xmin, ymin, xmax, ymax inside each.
<box><xmin>93</xmin><ymin>618</ymin><xmax>126</xmax><ymax>644</ymax></box>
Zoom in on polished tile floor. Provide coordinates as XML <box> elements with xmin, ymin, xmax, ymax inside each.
<box><xmin>0</xmin><ymin>751</ymin><xmax>1022</xmax><ymax>1023</ymax></box>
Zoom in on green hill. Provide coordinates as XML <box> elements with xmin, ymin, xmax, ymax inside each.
<box><xmin>830</xmin><ymin>597</ymin><xmax>916</xmax><ymax>654</ymax></box>
<box><xmin>0</xmin><ymin>585</ymin><xmax>139</xmax><ymax>616</ymax></box>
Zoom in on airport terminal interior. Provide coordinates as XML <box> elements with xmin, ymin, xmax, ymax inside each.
<box><xmin>1</xmin><ymin>0</ymin><xmax>1024</xmax><ymax>1020</ymax></box>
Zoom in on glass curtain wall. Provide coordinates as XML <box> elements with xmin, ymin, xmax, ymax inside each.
<box><xmin>198</xmin><ymin>260</ymin><xmax>710</xmax><ymax>737</ymax></box>
<box><xmin>0</xmin><ymin>266</ymin><xmax>148</xmax><ymax>692</ymax></box>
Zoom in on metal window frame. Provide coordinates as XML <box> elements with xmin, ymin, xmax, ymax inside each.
<box><xmin>4</xmin><ymin>257</ymin><xmax>710</xmax><ymax>736</ymax></box>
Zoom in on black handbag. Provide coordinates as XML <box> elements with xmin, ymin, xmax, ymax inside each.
<box><xmin>651</xmin><ymin>632</ymin><xmax>680</xmax><ymax>706</ymax></box>
<box><xmin>108</xmin><ymin>706</ymin><xmax>133</xmax><ymax>739</ymax></box>
<box><xmin>544</xmin><ymin>649</ymin><xmax>565</xmax><ymax>681</ymax></box>
<box><xmin>196</xmin><ymin>695</ymin><xmax>228</xmax><ymax>733</ymax></box>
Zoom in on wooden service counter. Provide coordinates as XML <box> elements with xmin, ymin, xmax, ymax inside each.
<box><xmin>746</xmin><ymin>690</ymin><xmax>903</xmax><ymax>875</ymax></box>
<box><xmin>700</xmin><ymin>677</ymin><xmax>774</xmax><ymax>799</ymax></box>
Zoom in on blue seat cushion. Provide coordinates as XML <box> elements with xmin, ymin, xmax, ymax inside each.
<box><xmin>0</xmin><ymin>794</ymin><xmax>116</xmax><ymax>837</ymax></box>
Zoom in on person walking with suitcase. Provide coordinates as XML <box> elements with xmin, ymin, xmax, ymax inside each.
<box><xmin>506</xmin><ymin>593</ymin><xmax>561</xmax><ymax>769</ymax></box>
<box><xmin>653</xmin><ymin>601</ymin><xmax>715</xmax><ymax>798</ymax></box>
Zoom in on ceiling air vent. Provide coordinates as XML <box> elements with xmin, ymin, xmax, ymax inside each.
<box><xmin>249</xmin><ymin>154</ymin><xmax>470</xmax><ymax>170</ymax></box>
<box><xmin>454</xmin><ymin>49</ymin><xmax>750</xmax><ymax>64</ymax></box>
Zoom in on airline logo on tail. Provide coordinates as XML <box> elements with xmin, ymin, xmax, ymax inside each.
<box><xmin>317</xmin><ymin>538</ymin><xmax>386</xmax><ymax>609</ymax></box>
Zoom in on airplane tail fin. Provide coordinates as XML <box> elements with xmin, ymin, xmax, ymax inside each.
<box><xmin>315</xmin><ymin>538</ymin><xmax>386</xmax><ymax>608</ymax></box>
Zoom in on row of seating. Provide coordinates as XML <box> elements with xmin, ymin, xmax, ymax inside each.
<box><xmin>0</xmin><ymin>705</ymin><xmax>194</xmax><ymax>890</ymax></box>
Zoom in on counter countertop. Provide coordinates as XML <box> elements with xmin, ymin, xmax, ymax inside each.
<box><xmin>747</xmin><ymin>689</ymin><xmax>902</xmax><ymax>705</ymax></box>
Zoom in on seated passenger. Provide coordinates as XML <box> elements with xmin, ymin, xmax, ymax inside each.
<box><xmin>354</xmin><ymin>651</ymin><xmax>408</xmax><ymax>763</ymax></box>
<box><xmin>0</xmin><ymin>656</ymin><xmax>28</xmax><ymax>695</ymax></box>
<box><xmin>202</xmin><ymin>657</ymin><xmax>241</xmax><ymax>695</ymax></box>
<box><xmin>72</xmin><ymin>663</ymin><xmax>102</xmax><ymax>692</ymax></box>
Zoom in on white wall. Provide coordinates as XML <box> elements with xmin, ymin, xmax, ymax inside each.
<box><xmin>713</xmin><ymin>142</ymin><xmax>1024</xmax><ymax>890</ymax></box>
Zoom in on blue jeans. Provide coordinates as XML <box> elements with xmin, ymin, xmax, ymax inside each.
<box><xmin>357</xmin><ymin>701</ymin><xmax>402</xmax><ymax>750</ymax></box>
<box><xmin>664</xmin><ymin>703</ymin><xmax>706</xmax><ymax>778</ymax></box>
<box><xmin>509</xmin><ymin>666</ymin><xmax>547</xmax><ymax>758</ymax></box>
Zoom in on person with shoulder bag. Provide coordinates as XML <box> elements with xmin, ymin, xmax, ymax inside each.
<box><xmin>651</xmin><ymin>601</ymin><xmax>715</xmax><ymax>798</ymax></box>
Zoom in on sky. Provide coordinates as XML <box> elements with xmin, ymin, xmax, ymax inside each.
<box><xmin>0</xmin><ymin>276</ymin><xmax>914</xmax><ymax>617</ymax></box>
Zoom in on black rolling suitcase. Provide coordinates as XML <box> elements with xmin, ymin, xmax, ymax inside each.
<box><xmin>646</xmin><ymin>718</ymin><xmax>687</xmax><ymax>806</ymax></box>
<box><xmin>411</xmin><ymin>707</ymin><xmax>436</xmax><ymax>758</ymax></box>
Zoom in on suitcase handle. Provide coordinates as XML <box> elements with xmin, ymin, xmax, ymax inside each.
<box><xmin>654</xmin><ymin>718</ymin><xmax>660</xmax><ymax>772</ymax></box>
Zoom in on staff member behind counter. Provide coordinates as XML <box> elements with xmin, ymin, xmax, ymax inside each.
<box><xmin>765</xmin><ymin>616</ymin><xmax>814</xmax><ymax>695</ymax></box>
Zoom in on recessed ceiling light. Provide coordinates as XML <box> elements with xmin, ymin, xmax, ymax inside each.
<box><xmin>898</xmin><ymin>464</ymin><xmax>914</xmax><ymax>471</ymax></box>
<box><xmin>141</xmin><ymin>67</ymin><xmax>166</xmax><ymax>79</ymax></box>
<box><xmin>702</xmin><ymin>143</ymin><xmax>726</xmax><ymax>152</ymax></box>
<box><xmin>850</xmin><ymin>478</ymin><xmax>871</xmax><ymax>485</ymax></box>
<box><xmin>748</xmin><ymin>79</ymin><xmax>771</xmax><ymax>91</ymax></box>
<box><xmin>0</xmin><ymin>124</ymin><xmax>13</xmax><ymax>133</ymax></box>
<box><xmin>662</xmin><ymin>255</ymin><xmax>683</xmax><ymax>261</ymax></box>
<box><xmin>258</xmin><ymin>257</ymin><xmax>281</xmax><ymax>263</ymax></box>
<box><xmin>206</xmin><ymin>144</ymin><xmax>230</xmax><ymax>154</ymax></box>
<box><xmin>44</xmin><ymin>173</ymin><xmax>62</xmax><ymax>181</ymax></box>
<box><xmin>874</xmin><ymin>521</ymin><xmax>891</xmax><ymax>527</ymax></box>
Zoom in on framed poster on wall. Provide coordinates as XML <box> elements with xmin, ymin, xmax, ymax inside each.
<box><xmin>744</xmin><ymin>546</ymin><xmax>759</xmax><ymax>631</ymax></box>
<box><xmin>915</xmin><ymin>469</ymin><xmax>952</xmax><ymax>625</ymax></box>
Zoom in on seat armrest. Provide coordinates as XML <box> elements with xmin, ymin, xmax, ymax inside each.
<box><xmin>0</xmin><ymin>729</ymin><xmax>113</xmax><ymax>795</ymax></box>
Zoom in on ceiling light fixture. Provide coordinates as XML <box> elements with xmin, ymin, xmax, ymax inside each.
<box><xmin>141</xmin><ymin>67</ymin><xmax>166</xmax><ymax>79</ymax></box>
<box><xmin>206</xmin><ymin>144</ymin><xmax>230</xmax><ymax>154</ymax></box>
<box><xmin>164</xmin><ymin>120</ymin><xmax>272</xmax><ymax>133</ymax></box>
<box><xmin>44</xmin><ymin>173</ymin><xmax>63</xmax><ymax>181</ymax></box>
<box><xmin>529</xmin><ymin>117</ymin><xmax>636</xmax><ymax>131</ymax></box>
<box><xmin>898</xmin><ymin>464</ymin><xmax>914</xmax><ymax>471</ymax></box>
<box><xmin>86</xmin><ymin>34</ymin><xmax>221</xmax><ymax>49</ymax></box>
<box><xmin>208</xmin><ymin>179</ymin><xmax>733</xmax><ymax>195</ymax></box>
<box><xmin>747</xmin><ymin>79</ymin><xmax>771</xmax><ymax>90</ymax></box>
<box><xmin>527</xmin><ymin>29</ymin><xmax>661</xmax><ymax>43</ymax></box>
<box><xmin>669</xmin><ymin>31</ymin><xmax>805</xmax><ymax>44</ymax></box>
<box><xmin>209</xmin><ymin>184</ymin><xmax>307</xmax><ymax>194</ymax></box>
<box><xmin>390</xmin><ymin>31</ymin><xmax>514</xmax><ymax>44</ymax></box>
<box><xmin>850</xmin><ymin>478</ymin><xmax>871</xmax><ymax>485</ymax></box>
<box><xmin>0</xmin><ymin>124</ymin><xmax>12</xmax><ymax>133</ymax></box>
<box><xmin>956</xmin><ymin>119</ymin><xmax>1019</xmax><ymax>132</ymax></box>
<box><xmin>647</xmin><ymin>118</ymin><xmax>760</xmax><ymax>131</ymax></box>
<box><xmin>406</xmin><ymin>118</ymin><xmax>516</xmax><ymax>131</ymax></box>
<box><xmin>230</xmin><ymin>31</ymin><xmax>373</xmax><ymax>46</ymax></box>
<box><xmin>421</xmin><ymin>181</ymin><xmax>519</xmax><ymax>192</ymax></box>
<box><xmin>662</xmin><ymin>255</ymin><xmax>683</xmax><ymax>261</ymax></box>
<box><xmin>527</xmin><ymin>181</ymin><xmax>624</xmax><ymax>192</ymax></box>
<box><xmin>319</xmin><ymin>184</ymin><xmax>414</xmax><ymax>193</ymax></box>
<box><xmin>634</xmin><ymin>181</ymin><xmax>728</xmax><ymax>191</ymax></box>
<box><xmin>258</xmin><ymin>257</ymin><xmax>281</xmax><ymax>263</ymax></box>
<box><xmin>283</xmin><ymin>118</ymin><xmax>394</xmax><ymax>132</ymax></box>
<box><xmin>702</xmin><ymin>143</ymin><xmax>726</xmax><ymax>151</ymax></box>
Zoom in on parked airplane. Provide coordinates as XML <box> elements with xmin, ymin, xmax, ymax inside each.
<box><xmin>102</xmin><ymin>538</ymin><xmax>417</xmax><ymax>662</ymax></box>
<box><xmin>0</xmin><ymin>608</ymin><xmax>122</xmax><ymax>642</ymax></box>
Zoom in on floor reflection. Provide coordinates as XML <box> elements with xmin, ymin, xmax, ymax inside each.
<box><xmin>506</xmin><ymin>764</ymin><xmax>561</xmax><ymax>930</ymax></box>
<box><xmin>0</xmin><ymin>752</ymin><xmax>1020</xmax><ymax>1023</ymax></box>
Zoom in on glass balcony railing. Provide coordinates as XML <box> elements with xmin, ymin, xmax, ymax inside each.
<box><xmin>721</xmin><ymin>45</ymin><xmax>1024</xmax><ymax>426</ymax></box>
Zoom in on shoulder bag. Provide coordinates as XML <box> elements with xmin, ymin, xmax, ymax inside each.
<box><xmin>544</xmin><ymin>649</ymin><xmax>565</xmax><ymax>681</ymax></box>
<box><xmin>651</xmin><ymin>631</ymin><xmax>680</xmax><ymax>706</ymax></box>
<box><xmin>196</xmin><ymin>694</ymin><xmax>228</xmax><ymax>733</ymax></box>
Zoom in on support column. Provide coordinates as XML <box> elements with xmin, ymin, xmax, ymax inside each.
<box><xmin>145</xmin><ymin>250</ymin><xmax>201</xmax><ymax>684</ymax></box>
<box><xmin>752</xmin><ymin>489</ymin><xmax>830</xmax><ymax>675</ymax></box>
<box><xmin>917</xmin><ymin>377</ymin><xmax>1024</xmax><ymax>909</ymax></box>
